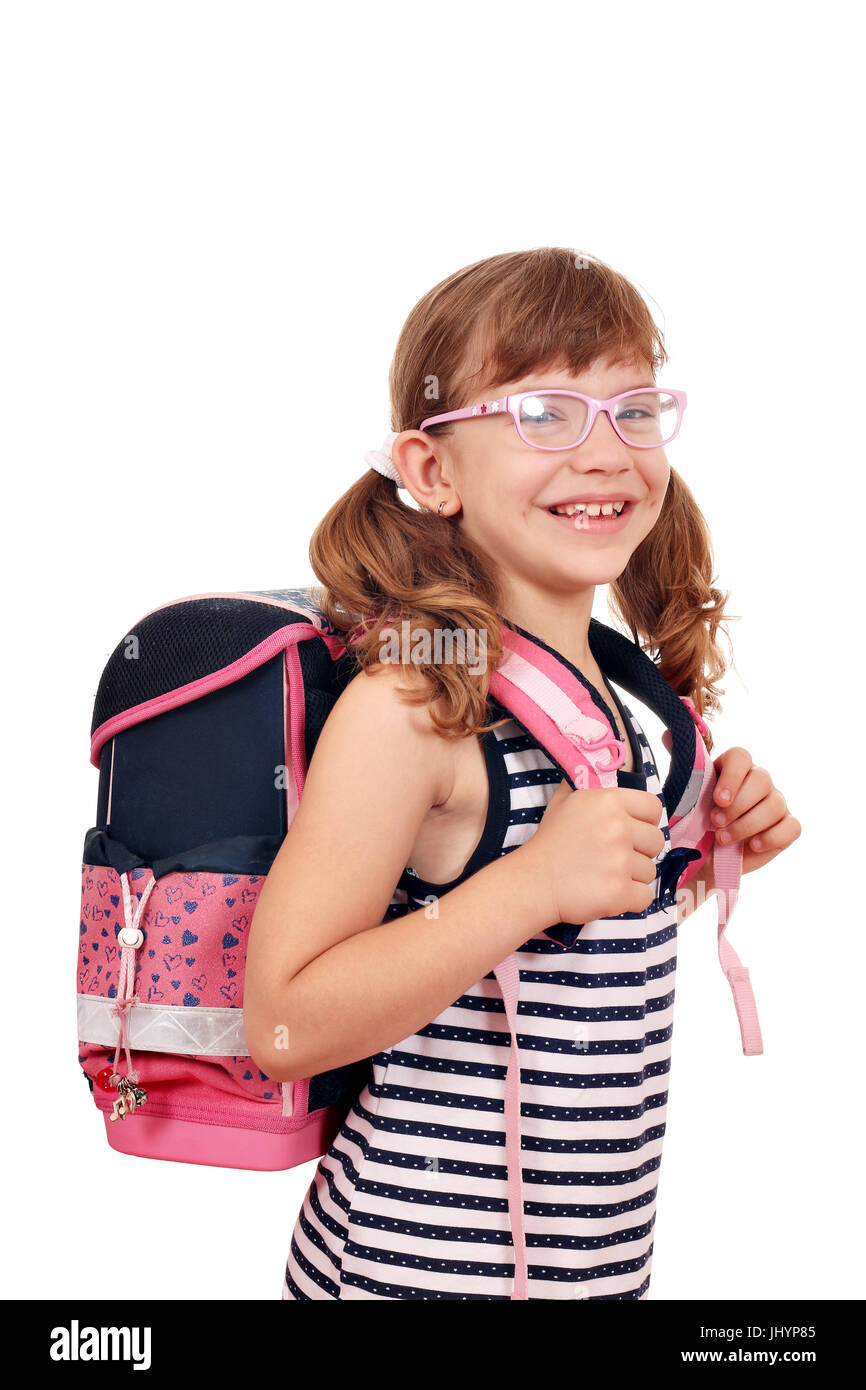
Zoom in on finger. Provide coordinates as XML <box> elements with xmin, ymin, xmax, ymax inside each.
<box><xmin>633</xmin><ymin>819</ymin><xmax>667</xmax><ymax>860</ymax></box>
<box><xmin>547</xmin><ymin>778</ymin><xmax>572</xmax><ymax>810</ymax></box>
<box><xmin>630</xmin><ymin>850</ymin><xmax>659</xmax><ymax>885</ymax></box>
<box><xmin>626</xmin><ymin>880</ymin><xmax>657</xmax><ymax>915</ymax></box>
<box><xmin>712</xmin><ymin>746</ymin><xmax>754</xmax><ymax>808</ymax></box>
<box><xmin>717</xmin><ymin>788</ymin><xmax>787</xmax><ymax>844</ymax></box>
<box><xmin>742</xmin><ymin>812</ymin><xmax>802</xmax><ymax>856</ymax></box>
<box><xmin>711</xmin><ymin>766</ymin><xmax>775</xmax><ymax>830</ymax></box>
<box><xmin>619</xmin><ymin>789</ymin><xmax>665</xmax><ymax>825</ymax></box>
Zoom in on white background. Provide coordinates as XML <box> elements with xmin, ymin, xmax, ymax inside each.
<box><xmin>2</xmin><ymin>1</ymin><xmax>862</xmax><ymax>1301</ymax></box>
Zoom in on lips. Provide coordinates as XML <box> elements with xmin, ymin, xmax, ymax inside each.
<box><xmin>544</xmin><ymin>499</ymin><xmax>636</xmax><ymax>533</ymax></box>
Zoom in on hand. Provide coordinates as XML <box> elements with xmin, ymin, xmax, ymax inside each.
<box><xmin>521</xmin><ymin>781</ymin><xmax>667</xmax><ymax>926</ymax></box>
<box><xmin>664</xmin><ymin>730</ymin><xmax>802</xmax><ymax>875</ymax></box>
<box><xmin>707</xmin><ymin>745</ymin><xmax>801</xmax><ymax>873</ymax></box>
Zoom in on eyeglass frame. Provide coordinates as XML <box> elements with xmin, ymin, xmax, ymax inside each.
<box><xmin>419</xmin><ymin>387</ymin><xmax>688</xmax><ymax>452</ymax></box>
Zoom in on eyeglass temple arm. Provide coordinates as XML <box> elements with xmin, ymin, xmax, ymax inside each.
<box><xmin>419</xmin><ymin>397</ymin><xmax>509</xmax><ymax>431</ymax></box>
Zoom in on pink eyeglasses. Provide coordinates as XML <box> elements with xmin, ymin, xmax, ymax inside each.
<box><xmin>420</xmin><ymin>387</ymin><xmax>687</xmax><ymax>452</ymax></box>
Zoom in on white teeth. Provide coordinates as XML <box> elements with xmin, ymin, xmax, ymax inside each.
<box><xmin>550</xmin><ymin>500</ymin><xmax>627</xmax><ymax>517</ymax></box>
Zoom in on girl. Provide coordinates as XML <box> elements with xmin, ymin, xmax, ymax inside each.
<box><xmin>244</xmin><ymin>247</ymin><xmax>800</xmax><ymax>1301</ymax></box>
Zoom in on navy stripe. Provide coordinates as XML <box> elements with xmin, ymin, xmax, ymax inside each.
<box><xmin>287</xmin><ymin>1231</ymin><xmax>341</xmax><ymax>1299</ymax></box>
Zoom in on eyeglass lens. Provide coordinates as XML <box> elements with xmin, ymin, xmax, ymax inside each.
<box><xmin>518</xmin><ymin>390</ymin><xmax>679</xmax><ymax>447</ymax></box>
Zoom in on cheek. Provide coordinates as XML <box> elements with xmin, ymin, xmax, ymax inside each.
<box><xmin>646</xmin><ymin>463</ymin><xmax>670</xmax><ymax>508</ymax></box>
<box><xmin>478</xmin><ymin>480</ymin><xmax>535</xmax><ymax>521</ymax></box>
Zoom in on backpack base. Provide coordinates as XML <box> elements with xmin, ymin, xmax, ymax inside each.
<box><xmin>100</xmin><ymin>1103</ymin><xmax>344</xmax><ymax>1172</ymax></box>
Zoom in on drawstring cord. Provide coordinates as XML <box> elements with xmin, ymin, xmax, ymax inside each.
<box><xmin>109</xmin><ymin>871</ymin><xmax>156</xmax><ymax>1099</ymax></box>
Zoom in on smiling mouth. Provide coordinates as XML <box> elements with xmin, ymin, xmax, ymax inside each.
<box><xmin>548</xmin><ymin>500</ymin><xmax>629</xmax><ymax>518</ymax></box>
<box><xmin>545</xmin><ymin>499</ymin><xmax>636</xmax><ymax>530</ymax></box>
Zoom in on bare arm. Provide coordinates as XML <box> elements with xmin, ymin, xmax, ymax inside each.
<box><xmin>243</xmin><ymin>665</ymin><xmax>557</xmax><ymax>1084</ymax></box>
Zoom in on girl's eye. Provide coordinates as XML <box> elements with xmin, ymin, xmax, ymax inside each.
<box><xmin>520</xmin><ymin>399</ymin><xmax>563</xmax><ymax>425</ymax></box>
<box><xmin>616</xmin><ymin>393</ymin><xmax>662</xmax><ymax>423</ymax></box>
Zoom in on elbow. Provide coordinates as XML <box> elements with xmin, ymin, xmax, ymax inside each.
<box><xmin>243</xmin><ymin>995</ymin><xmax>310</xmax><ymax>1085</ymax></box>
<box><xmin>245</xmin><ymin>1027</ymin><xmax>309</xmax><ymax>1085</ymax></box>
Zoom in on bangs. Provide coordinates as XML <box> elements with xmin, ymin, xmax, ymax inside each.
<box><xmin>449</xmin><ymin>250</ymin><xmax>667</xmax><ymax>407</ymax></box>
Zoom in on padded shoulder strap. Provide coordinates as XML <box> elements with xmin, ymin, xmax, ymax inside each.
<box><xmin>489</xmin><ymin>624</ymin><xmax>629</xmax><ymax>791</ymax></box>
<box><xmin>490</xmin><ymin>618</ymin><xmax>763</xmax><ymax>1058</ymax></box>
<box><xmin>586</xmin><ymin>617</ymin><xmax>700</xmax><ymax>821</ymax></box>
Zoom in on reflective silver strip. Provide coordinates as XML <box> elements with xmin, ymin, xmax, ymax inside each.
<box><xmin>77</xmin><ymin>993</ymin><xmax>249</xmax><ymax>1057</ymax></box>
<box><xmin>671</xmin><ymin>764</ymin><xmax>705</xmax><ymax>820</ymax></box>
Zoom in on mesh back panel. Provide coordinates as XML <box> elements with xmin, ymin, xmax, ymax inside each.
<box><xmin>297</xmin><ymin>632</ymin><xmax>357</xmax><ymax>766</ymax></box>
<box><xmin>92</xmin><ymin>596</ymin><xmax>315</xmax><ymax>736</ymax></box>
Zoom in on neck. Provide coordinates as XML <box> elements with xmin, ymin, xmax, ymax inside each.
<box><xmin>499</xmin><ymin>586</ymin><xmax>596</xmax><ymax>673</ymax></box>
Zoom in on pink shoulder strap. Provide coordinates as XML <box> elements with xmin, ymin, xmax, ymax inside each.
<box><xmin>489</xmin><ymin>626</ymin><xmax>626</xmax><ymax>789</ymax></box>
<box><xmin>671</xmin><ymin>698</ymin><xmax>763</xmax><ymax>1056</ymax></box>
<box><xmin>491</xmin><ymin>626</ymin><xmax>763</xmax><ymax>1057</ymax></box>
<box><xmin>488</xmin><ymin>627</ymin><xmax>763</xmax><ymax>1298</ymax></box>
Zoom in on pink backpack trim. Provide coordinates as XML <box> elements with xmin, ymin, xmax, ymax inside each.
<box><xmin>90</xmin><ymin>622</ymin><xmax>319</xmax><ymax>769</ymax></box>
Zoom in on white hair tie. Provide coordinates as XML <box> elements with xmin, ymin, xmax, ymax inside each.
<box><xmin>364</xmin><ymin>431</ymin><xmax>401</xmax><ymax>484</ymax></box>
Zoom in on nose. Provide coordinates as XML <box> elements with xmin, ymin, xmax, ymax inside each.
<box><xmin>583</xmin><ymin>407</ymin><xmax>634</xmax><ymax>451</ymax></box>
<box><xmin>566</xmin><ymin>411</ymin><xmax>634</xmax><ymax>471</ymax></box>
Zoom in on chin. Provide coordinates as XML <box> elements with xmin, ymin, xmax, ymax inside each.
<box><xmin>563</xmin><ymin>552</ymin><xmax>631</xmax><ymax>582</ymax></box>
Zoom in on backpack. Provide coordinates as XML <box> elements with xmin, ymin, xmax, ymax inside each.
<box><xmin>78</xmin><ymin>588</ymin><xmax>761</xmax><ymax>1181</ymax></box>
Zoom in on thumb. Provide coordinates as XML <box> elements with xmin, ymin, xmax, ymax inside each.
<box><xmin>661</xmin><ymin>729</ymin><xmax>672</xmax><ymax>755</ymax></box>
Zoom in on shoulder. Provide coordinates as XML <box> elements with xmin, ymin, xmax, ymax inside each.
<box><xmin>317</xmin><ymin>661</ymin><xmax>457</xmax><ymax>808</ymax></box>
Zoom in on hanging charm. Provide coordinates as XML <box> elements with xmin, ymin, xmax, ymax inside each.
<box><xmin>109</xmin><ymin>1074</ymin><xmax>148</xmax><ymax>1122</ymax></box>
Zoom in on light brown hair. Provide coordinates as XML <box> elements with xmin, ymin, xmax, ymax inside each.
<box><xmin>309</xmin><ymin>247</ymin><xmax>732</xmax><ymax>750</ymax></box>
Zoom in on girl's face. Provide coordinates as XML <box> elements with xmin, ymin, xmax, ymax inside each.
<box><xmin>424</xmin><ymin>354</ymin><xmax>670</xmax><ymax>603</ymax></box>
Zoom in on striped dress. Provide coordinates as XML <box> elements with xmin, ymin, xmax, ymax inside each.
<box><xmin>282</xmin><ymin>680</ymin><xmax>683</xmax><ymax>1301</ymax></box>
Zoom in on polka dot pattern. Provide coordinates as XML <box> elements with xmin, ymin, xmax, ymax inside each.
<box><xmin>282</xmin><ymin>695</ymin><xmax>685</xmax><ymax>1301</ymax></box>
